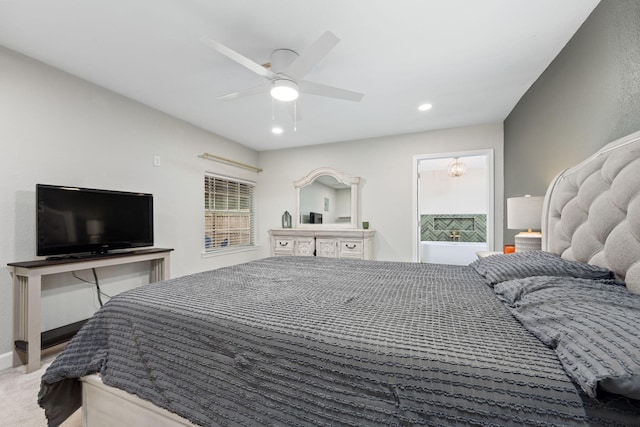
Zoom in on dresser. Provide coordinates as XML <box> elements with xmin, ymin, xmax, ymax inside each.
<box><xmin>269</xmin><ymin>229</ymin><xmax>375</xmax><ymax>260</ymax></box>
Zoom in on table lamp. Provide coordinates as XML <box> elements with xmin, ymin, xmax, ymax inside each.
<box><xmin>507</xmin><ymin>195</ymin><xmax>544</xmax><ymax>252</ymax></box>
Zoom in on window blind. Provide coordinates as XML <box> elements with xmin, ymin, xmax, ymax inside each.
<box><xmin>204</xmin><ymin>174</ymin><xmax>255</xmax><ymax>252</ymax></box>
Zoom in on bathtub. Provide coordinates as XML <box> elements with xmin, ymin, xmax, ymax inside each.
<box><xmin>420</xmin><ymin>241</ymin><xmax>487</xmax><ymax>265</ymax></box>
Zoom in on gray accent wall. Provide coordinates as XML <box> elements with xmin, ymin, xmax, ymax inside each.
<box><xmin>504</xmin><ymin>0</ymin><xmax>640</xmax><ymax>244</ymax></box>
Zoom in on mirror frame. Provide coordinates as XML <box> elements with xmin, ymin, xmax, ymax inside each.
<box><xmin>294</xmin><ymin>167</ymin><xmax>360</xmax><ymax>228</ymax></box>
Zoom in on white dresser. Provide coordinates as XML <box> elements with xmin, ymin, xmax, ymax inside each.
<box><xmin>269</xmin><ymin>229</ymin><xmax>375</xmax><ymax>260</ymax></box>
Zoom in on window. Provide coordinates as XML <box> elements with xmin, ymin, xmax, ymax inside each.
<box><xmin>204</xmin><ymin>174</ymin><xmax>256</xmax><ymax>252</ymax></box>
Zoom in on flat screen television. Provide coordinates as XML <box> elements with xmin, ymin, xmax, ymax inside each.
<box><xmin>36</xmin><ymin>184</ymin><xmax>154</xmax><ymax>257</ymax></box>
<box><xmin>309</xmin><ymin>212</ymin><xmax>323</xmax><ymax>224</ymax></box>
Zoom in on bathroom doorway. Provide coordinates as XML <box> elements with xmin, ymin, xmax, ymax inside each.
<box><xmin>412</xmin><ymin>150</ymin><xmax>494</xmax><ymax>264</ymax></box>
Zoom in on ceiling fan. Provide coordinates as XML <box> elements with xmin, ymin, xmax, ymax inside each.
<box><xmin>202</xmin><ymin>31</ymin><xmax>364</xmax><ymax>104</ymax></box>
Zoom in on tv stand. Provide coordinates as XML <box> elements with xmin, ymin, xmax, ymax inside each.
<box><xmin>45</xmin><ymin>250</ymin><xmax>136</xmax><ymax>261</ymax></box>
<box><xmin>8</xmin><ymin>247</ymin><xmax>173</xmax><ymax>373</ymax></box>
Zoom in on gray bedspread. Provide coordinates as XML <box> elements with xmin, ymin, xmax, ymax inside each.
<box><xmin>39</xmin><ymin>257</ymin><xmax>640</xmax><ymax>426</ymax></box>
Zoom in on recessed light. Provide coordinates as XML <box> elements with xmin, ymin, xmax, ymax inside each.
<box><xmin>271</xmin><ymin>126</ymin><xmax>283</xmax><ymax>134</ymax></box>
<box><xmin>418</xmin><ymin>103</ymin><xmax>432</xmax><ymax>111</ymax></box>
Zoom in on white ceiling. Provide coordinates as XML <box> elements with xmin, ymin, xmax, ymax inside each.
<box><xmin>0</xmin><ymin>0</ymin><xmax>599</xmax><ymax>151</ymax></box>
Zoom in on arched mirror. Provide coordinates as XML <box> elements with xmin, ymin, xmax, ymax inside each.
<box><xmin>294</xmin><ymin>167</ymin><xmax>360</xmax><ymax>228</ymax></box>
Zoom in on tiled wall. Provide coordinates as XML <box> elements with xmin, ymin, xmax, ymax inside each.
<box><xmin>420</xmin><ymin>214</ymin><xmax>487</xmax><ymax>242</ymax></box>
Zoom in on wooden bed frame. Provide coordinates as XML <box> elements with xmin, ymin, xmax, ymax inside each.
<box><xmin>79</xmin><ymin>129</ymin><xmax>640</xmax><ymax>426</ymax></box>
<box><xmin>81</xmin><ymin>375</ymin><xmax>195</xmax><ymax>426</ymax></box>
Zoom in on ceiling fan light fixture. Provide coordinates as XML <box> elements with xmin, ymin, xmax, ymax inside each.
<box><xmin>270</xmin><ymin>79</ymin><xmax>299</xmax><ymax>102</ymax></box>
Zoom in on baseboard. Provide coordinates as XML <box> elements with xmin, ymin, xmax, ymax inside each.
<box><xmin>0</xmin><ymin>344</ymin><xmax>68</xmax><ymax>373</ymax></box>
<box><xmin>0</xmin><ymin>351</ymin><xmax>14</xmax><ymax>371</ymax></box>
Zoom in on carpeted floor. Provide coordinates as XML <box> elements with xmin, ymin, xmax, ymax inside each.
<box><xmin>0</xmin><ymin>354</ymin><xmax>81</xmax><ymax>427</ymax></box>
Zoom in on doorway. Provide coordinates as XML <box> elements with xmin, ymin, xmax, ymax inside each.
<box><xmin>412</xmin><ymin>150</ymin><xmax>494</xmax><ymax>264</ymax></box>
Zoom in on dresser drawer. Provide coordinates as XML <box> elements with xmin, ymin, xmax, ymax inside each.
<box><xmin>273</xmin><ymin>238</ymin><xmax>294</xmax><ymax>255</ymax></box>
<box><xmin>339</xmin><ymin>240</ymin><xmax>364</xmax><ymax>259</ymax></box>
<box><xmin>269</xmin><ymin>229</ymin><xmax>374</xmax><ymax>260</ymax></box>
<box><xmin>316</xmin><ymin>239</ymin><xmax>338</xmax><ymax>257</ymax></box>
<box><xmin>294</xmin><ymin>237</ymin><xmax>316</xmax><ymax>256</ymax></box>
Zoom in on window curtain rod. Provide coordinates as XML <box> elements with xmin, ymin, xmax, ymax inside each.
<box><xmin>198</xmin><ymin>153</ymin><xmax>263</xmax><ymax>173</ymax></box>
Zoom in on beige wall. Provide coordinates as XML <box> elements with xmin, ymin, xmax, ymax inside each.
<box><xmin>257</xmin><ymin>123</ymin><xmax>504</xmax><ymax>262</ymax></box>
<box><xmin>420</xmin><ymin>168</ymin><xmax>488</xmax><ymax>215</ymax></box>
<box><xmin>0</xmin><ymin>46</ymin><xmax>260</xmax><ymax>365</ymax></box>
<box><xmin>504</xmin><ymin>0</ymin><xmax>640</xmax><ymax>244</ymax></box>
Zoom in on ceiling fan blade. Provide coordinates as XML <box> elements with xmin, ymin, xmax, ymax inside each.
<box><xmin>285</xmin><ymin>31</ymin><xmax>340</xmax><ymax>80</ymax></box>
<box><xmin>202</xmin><ymin>37</ymin><xmax>276</xmax><ymax>80</ymax></box>
<box><xmin>217</xmin><ymin>84</ymin><xmax>270</xmax><ymax>101</ymax></box>
<box><xmin>299</xmin><ymin>81</ymin><xmax>364</xmax><ymax>102</ymax></box>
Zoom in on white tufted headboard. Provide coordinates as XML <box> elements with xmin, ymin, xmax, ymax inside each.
<box><xmin>542</xmin><ymin>129</ymin><xmax>640</xmax><ymax>294</ymax></box>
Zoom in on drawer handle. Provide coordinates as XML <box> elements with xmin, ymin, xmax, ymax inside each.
<box><xmin>345</xmin><ymin>244</ymin><xmax>357</xmax><ymax>249</ymax></box>
<box><xmin>279</xmin><ymin>242</ymin><xmax>289</xmax><ymax>247</ymax></box>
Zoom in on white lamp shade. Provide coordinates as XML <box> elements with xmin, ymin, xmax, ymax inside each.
<box><xmin>507</xmin><ymin>196</ymin><xmax>544</xmax><ymax>230</ymax></box>
<box><xmin>270</xmin><ymin>79</ymin><xmax>299</xmax><ymax>102</ymax></box>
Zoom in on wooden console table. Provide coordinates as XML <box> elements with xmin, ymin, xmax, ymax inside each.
<box><xmin>7</xmin><ymin>248</ymin><xmax>173</xmax><ymax>373</ymax></box>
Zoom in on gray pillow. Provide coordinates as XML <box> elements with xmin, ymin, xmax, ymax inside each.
<box><xmin>469</xmin><ymin>250</ymin><xmax>613</xmax><ymax>286</ymax></box>
<box><xmin>494</xmin><ymin>275</ymin><xmax>624</xmax><ymax>305</ymax></box>
<box><xmin>496</xmin><ymin>275</ymin><xmax>640</xmax><ymax>401</ymax></box>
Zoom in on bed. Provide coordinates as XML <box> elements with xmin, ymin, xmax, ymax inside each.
<box><xmin>39</xmin><ymin>130</ymin><xmax>640</xmax><ymax>426</ymax></box>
